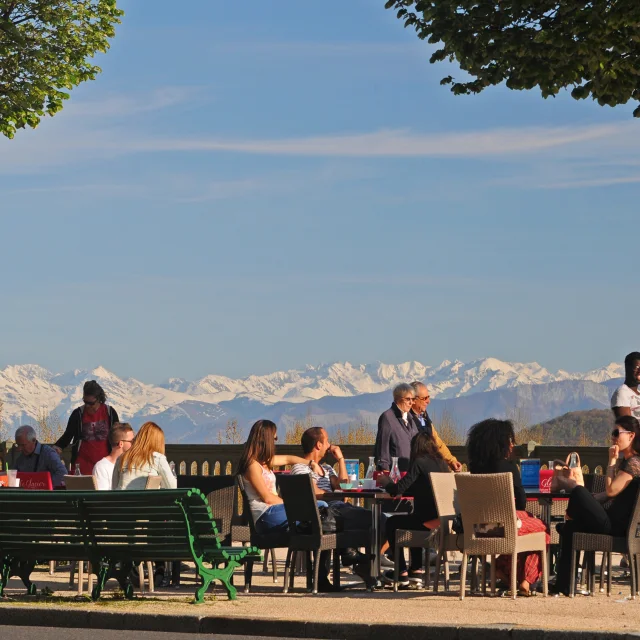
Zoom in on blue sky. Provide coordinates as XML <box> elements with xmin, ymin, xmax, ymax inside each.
<box><xmin>1</xmin><ymin>0</ymin><xmax>638</xmax><ymax>382</ymax></box>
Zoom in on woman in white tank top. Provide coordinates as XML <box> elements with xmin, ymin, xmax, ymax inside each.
<box><xmin>238</xmin><ymin>419</ymin><xmax>321</xmax><ymax>533</ymax></box>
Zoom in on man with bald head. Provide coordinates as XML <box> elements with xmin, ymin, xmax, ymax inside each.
<box><xmin>409</xmin><ymin>381</ymin><xmax>462</xmax><ymax>471</ymax></box>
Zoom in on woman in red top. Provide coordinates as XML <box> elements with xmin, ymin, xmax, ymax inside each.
<box><xmin>54</xmin><ymin>380</ymin><xmax>119</xmax><ymax>475</ymax></box>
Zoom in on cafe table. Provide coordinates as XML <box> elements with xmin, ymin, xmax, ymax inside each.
<box><xmin>318</xmin><ymin>489</ymin><xmax>413</xmax><ymax>587</ymax></box>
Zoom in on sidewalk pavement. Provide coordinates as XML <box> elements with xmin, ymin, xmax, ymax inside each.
<box><xmin>1</xmin><ymin>554</ymin><xmax>640</xmax><ymax>639</ymax></box>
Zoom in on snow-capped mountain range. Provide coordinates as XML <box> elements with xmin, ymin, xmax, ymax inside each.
<box><xmin>0</xmin><ymin>358</ymin><xmax>623</xmax><ymax>434</ymax></box>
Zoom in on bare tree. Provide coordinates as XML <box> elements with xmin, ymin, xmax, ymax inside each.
<box><xmin>215</xmin><ymin>418</ymin><xmax>243</xmax><ymax>444</ymax></box>
<box><xmin>35</xmin><ymin>408</ymin><xmax>65</xmax><ymax>443</ymax></box>
<box><xmin>434</xmin><ymin>408</ymin><xmax>463</xmax><ymax>446</ymax></box>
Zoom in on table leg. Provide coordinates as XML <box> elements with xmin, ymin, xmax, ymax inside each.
<box><xmin>371</xmin><ymin>501</ymin><xmax>381</xmax><ymax>580</ymax></box>
<box><xmin>539</xmin><ymin>498</ymin><xmax>552</xmax><ymax>577</ymax></box>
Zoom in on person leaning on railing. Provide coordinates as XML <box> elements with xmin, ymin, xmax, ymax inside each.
<box><xmin>551</xmin><ymin>415</ymin><xmax>640</xmax><ymax>596</ymax></box>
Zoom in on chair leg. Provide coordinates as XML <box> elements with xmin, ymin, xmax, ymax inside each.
<box><xmin>306</xmin><ymin>552</ymin><xmax>313</xmax><ymax>592</ymax></box>
<box><xmin>283</xmin><ymin>549</ymin><xmax>293</xmax><ymax>594</ymax></box>
<box><xmin>147</xmin><ymin>561</ymin><xmax>154</xmax><ymax>594</ymax></box>
<box><xmin>599</xmin><ymin>553</ymin><xmax>606</xmax><ymax>594</ymax></box>
<box><xmin>570</xmin><ymin>549</ymin><xmax>578</xmax><ymax>598</ymax></box>
<box><xmin>289</xmin><ymin>551</ymin><xmax>297</xmax><ymax>591</ymax></box>
<box><xmin>459</xmin><ymin>552</ymin><xmax>467</xmax><ymax>600</ymax></box>
<box><xmin>424</xmin><ymin>547</ymin><xmax>430</xmax><ymax>591</ymax></box>
<box><xmin>78</xmin><ymin>561</ymin><xmax>84</xmax><ymax>596</ymax></box>
<box><xmin>69</xmin><ymin>561</ymin><xmax>76</xmax><ymax>587</ymax></box>
<box><xmin>631</xmin><ymin>553</ymin><xmax>637</xmax><ymax>600</ymax></box>
<box><xmin>263</xmin><ymin>548</ymin><xmax>270</xmax><ymax>573</ymax></box>
<box><xmin>332</xmin><ymin>549</ymin><xmax>340</xmax><ymax>590</ymax></box>
<box><xmin>470</xmin><ymin>556</ymin><xmax>477</xmax><ymax>593</ymax></box>
<box><xmin>271</xmin><ymin>547</ymin><xmax>278</xmax><ymax>583</ymax></box>
<box><xmin>312</xmin><ymin>551</ymin><xmax>321</xmax><ymax>595</ymax></box>
<box><xmin>541</xmin><ymin>546</ymin><xmax>548</xmax><ymax>597</ymax></box>
<box><xmin>138</xmin><ymin>563</ymin><xmax>145</xmax><ymax>594</ymax></box>
<box><xmin>444</xmin><ymin>550</ymin><xmax>450</xmax><ymax>591</ymax></box>
<box><xmin>607</xmin><ymin>553</ymin><xmax>612</xmax><ymax>597</ymax></box>
<box><xmin>589</xmin><ymin>552</ymin><xmax>596</xmax><ymax>596</ymax></box>
<box><xmin>490</xmin><ymin>556</ymin><xmax>496</xmax><ymax>596</ymax></box>
<box><xmin>434</xmin><ymin>546</ymin><xmax>442</xmax><ymax>593</ymax></box>
<box><xmin>88</xmin><ymin>562</ymin><xmax>94</xmax><ymax>594</ymax></box>
<box><xmin>393</xmin><ymin>543</ymin><xmax>400</xmax><ymax>592</ymax></box>
<box><xmin>49</xmin><ymin>561</ymin><xmax>55</xmax><ymax>576</ymax></box>
<box><xmin>510</xmin><ymin>554</ymin><xmax>517</xmax><ymax>600</ymax></box>
<box><xmin>244</xmin><ymin>560</ymin><xmax>254</xmax><ymax>594</ymax></box>
<box><xmin>481</xmin><ymin>555</ymin><xmax>487</xmax><ymax>596</ymax></box>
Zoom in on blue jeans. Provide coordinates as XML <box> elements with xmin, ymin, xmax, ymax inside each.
<box><xmin>255</xmin><ymin>501</ymin><xmax>328</xmax><ymax>535</ymax></box>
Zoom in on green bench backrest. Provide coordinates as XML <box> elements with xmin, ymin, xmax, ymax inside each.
<box><xmin>0</xmin><ymin>488</ymin><xmax>222</xmax><ymax>559</ymax></box>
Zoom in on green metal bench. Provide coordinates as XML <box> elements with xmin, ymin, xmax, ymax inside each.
<box><xmin>0</xmin><ymin>488</ymin><xmax>261</xmax><ymax>603</ymax></box>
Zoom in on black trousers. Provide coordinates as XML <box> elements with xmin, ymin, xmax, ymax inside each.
<box><xmin>385</xmin><ymin>513</ymin><xmax>432</xmax><ymax>573</ymax></box>
<box><xmin>555</xmin><ymin>486</ymin><xmax>612</xmax><ymax>592</ymax></box>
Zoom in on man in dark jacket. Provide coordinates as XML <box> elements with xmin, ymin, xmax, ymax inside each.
<box><xmin>374</xmin><ymin>383</ymin><xmax>417</xmax><ymax>472</ymax></box>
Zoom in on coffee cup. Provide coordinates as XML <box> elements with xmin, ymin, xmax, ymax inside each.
<box><xmin>7</xmin><ymin>469</ymin><xmax>17</xmax><ymax>487</ymax></box>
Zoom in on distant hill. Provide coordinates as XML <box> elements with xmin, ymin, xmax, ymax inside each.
<box><xmin>519</xmin><ymin>409</ymin><xmax>615</xmax><ymax>446</ymax></box>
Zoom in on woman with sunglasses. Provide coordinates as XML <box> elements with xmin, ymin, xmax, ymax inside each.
<box><xmin>552</xmin><ymin>415</ymin><xmax>640</xmax><ymax>595</ymax></box>
<box><xmin>53</xmin><ymin>380</ymin><xmax>119</xmax><ymax>475</ymax></box>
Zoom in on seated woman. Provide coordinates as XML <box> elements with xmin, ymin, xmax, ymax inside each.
<box><xmin>552</xmin><ymin>415</ymin><xmax>640</xmax><ymax>596</ymax></box>
<box><xmin>112</xmin><ymin>421</ymin><xmax>177</xmax><ymax>490</ymax></box>
<box><xmin>237</xmin><ymin>419</ymin><xmax>337</xmax><ymax>591</ymax></box>
<box><xmin>467</xmin><ymin>418</ymin><xmax>548</xmax><ymax>597</ymax></box>
<box><xmin>381</xmin><ymin>431</ymin><xmax>449</xmax><ymax>587</ymax></box>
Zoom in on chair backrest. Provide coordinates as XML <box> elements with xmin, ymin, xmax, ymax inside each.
<box><xmin>236</xmin><ymin>474</ymin><xmax>258</xmax><ymax>534</ymax></box>
<box><xmin>63</xmin><ymin>475</ymin><xmax>97</xmax><ymax>490</ymax></box>
<box><xmin>145</xmin><ymin>476</ymin><xmax>163</xmax><ymax>490</ymax></box>
<box><xmin>277</xmin><ymin>474</ymin><xmax>322</xmax><ymax>538</ymax></box>
<box><xmin>430</xmin><ymin>472</ymin><xmax>457</xmax><ymax>520</ymax></box>
<box><xmin>588</xmin><ymin>473</ymin><xmax>607</xmax><ymax>494</ymax></box>
<box><xmin>178</xmin><ymin>474</ymin><xmax>236</xmax><ymax>542</ymax></box>
<box><xmin>455</xmin><ymin>473</ymin><xmax>518</xmax><ymax>554</ymax></box>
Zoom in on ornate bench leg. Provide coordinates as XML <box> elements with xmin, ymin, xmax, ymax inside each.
<box><xmin>91</xmin><ymin>559</ymin><xmax>110</xmax><ymax>602</ymax></box>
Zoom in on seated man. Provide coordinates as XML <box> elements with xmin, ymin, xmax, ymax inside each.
<box><xmin>290</xmin><ymin>427</ymin><xmax>371</xmax><ymax>571</ymax></box>
<box><xmin>92</xmin><ymin>423</ymin><xmax>134</xmax><ymax>490</ymax></box>
<box><xmin>14</xmin><ymin>425</ymin><xmax>68</xmax><ymax>487</ymax></box>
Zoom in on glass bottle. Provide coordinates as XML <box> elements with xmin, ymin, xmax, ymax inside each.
<box><xmin>568</xmin><ymin>453</ymin><xmax>578</xmax><ymax>468</ymax></box>
<box><xmin>170</xmin><ymin>461</ymin><xmax>177</xmax><ymax>478</ymax></box>
<box><xmin>365</xmin><ymin>456</ymin><xmax>375</xmax><ymax>480</ymax></box>
<box><xmin>390</xmin><ymin>457</ymin><xmax>401</xmax><ymax>483</ymax></box>
<box><xmin>74</xmin><ymin>463</ymin><xmax>82</xmax><ymax>476</ymax></box>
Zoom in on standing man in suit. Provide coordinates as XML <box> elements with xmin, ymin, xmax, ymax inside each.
<box><xmin>374</xmin><ymin>383</ymin><xmax>418</xmax><ymax>472</ymax></box>
<box><xmin>409</xmin><ymin>381</ymin><xmax>462</xmax><ymax>471</ymax></box>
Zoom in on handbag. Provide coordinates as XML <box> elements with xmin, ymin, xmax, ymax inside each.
<box><xmin>550</xmin><ymin>452</ymin><xmax>585</xmax><ymax>493</ymax></box>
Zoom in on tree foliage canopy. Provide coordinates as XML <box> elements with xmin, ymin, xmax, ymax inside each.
<box><xmin>0</xmin><ymin>0</ymin><xmax>123</xmax><ymax>138</ymax></box>
<box><xmin>385</xmin><ymin>0</ymin><xmax>640</xmax><ymax>116</ymax></box>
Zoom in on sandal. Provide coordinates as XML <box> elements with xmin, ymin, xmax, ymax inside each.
<box><xmin>408</xmin><ymin>569</ymin><xmax>425</xmax><ymax>584</ymax></box>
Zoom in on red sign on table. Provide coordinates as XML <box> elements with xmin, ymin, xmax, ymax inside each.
<box><xmin>539</xmin><ymin>469</ymin><xmax>553</xmax><ymax>493</ymax></box>
<box><xmin>17</xmin><ymin>471</ymin><xmax>53</xmax><ymax>490</ymax></box>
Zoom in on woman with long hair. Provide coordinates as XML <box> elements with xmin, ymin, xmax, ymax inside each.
<box><xmin>381</xmin><ymin>431</ymin><xmax>449</xmax><ymax>587</ymax></box>
<box><xmin>466</xmin><ymin>418</ymin><xmax>548</xmax><ymax>596</ymax></box>
<box><xmin>552</xmin><ymin>415</ymin><xmax>640</xmax><ymax>595</ymax></box>
<box><xmin>238</xmin><ymin>419</ymin><xmax>321</xmax><ymax>533</ymax></box>
<box><xmin>112</xmin><ymin>421</ymin><xmax>177</xmax><ymax>490</ymax></box>
<box><xmin>54</xmin><ymin>380</ymin><xmax>119</xmax><ymax>474</ymax></box>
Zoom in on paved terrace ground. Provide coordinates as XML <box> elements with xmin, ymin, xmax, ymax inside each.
<box><xmin>2</xmin><ymin>551</ymin><xmax>640</xmax><ymax>636</ymax></box>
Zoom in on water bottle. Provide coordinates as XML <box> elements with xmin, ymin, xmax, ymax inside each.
<box><xmin>390</xmin><ymin>457</ymin><xmax>401</xmax><ymax>483</ymax></box>
<box><xmin>365</xmin><ymin>456</ymin><xmax>375</xmax><ymax>480</ymax></box>
<box><xmin>569</xmin><ymin>453</ymin><xmax>578</xmax><ymax>468</ymax></box>
<box><xmin>170</xmin><ymin>461</ymin><xmax>177</xmax><ymax>478</ymax></box>
<box><xmin>74</xmin><ymin>464</ymin><xmax>81</xmax><ymax>476</ymax></box>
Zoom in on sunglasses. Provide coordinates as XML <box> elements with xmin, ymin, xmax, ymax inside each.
<box><xmin>612</xmin><ymin>428</ymin><xmax>634</xmax><ymax>438</ymax></box>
